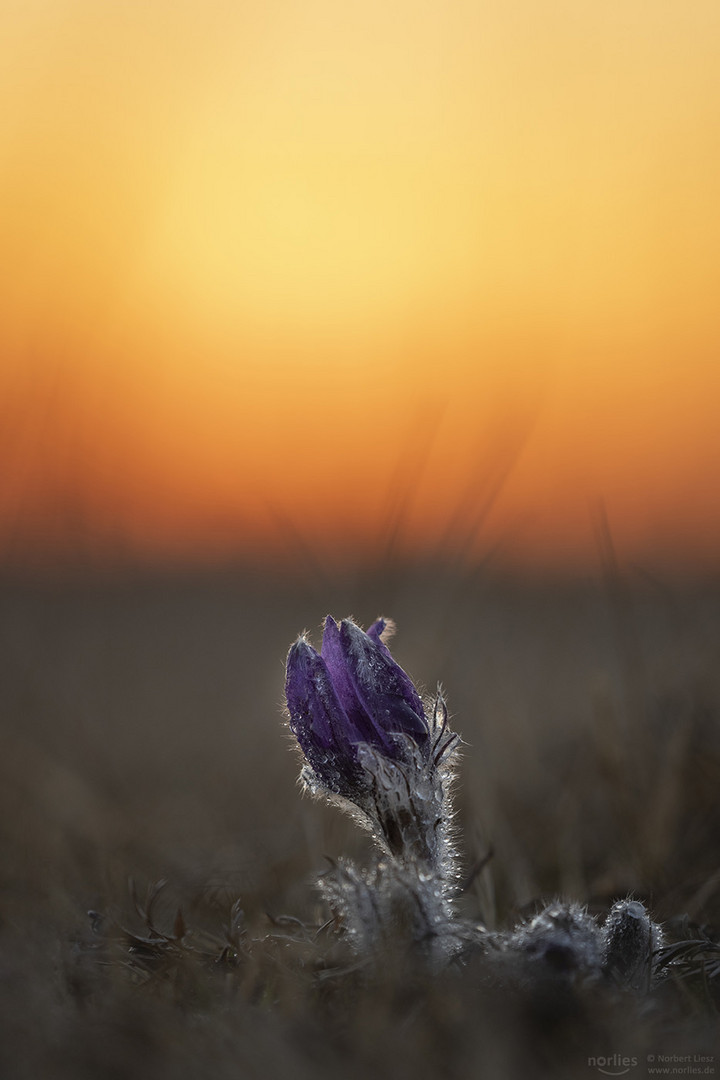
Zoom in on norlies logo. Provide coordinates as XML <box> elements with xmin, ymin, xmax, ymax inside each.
<box><xmin>588</xmin><ymin>1054</ymin><xmax>638</xmax><ymax>1076</ymax></box>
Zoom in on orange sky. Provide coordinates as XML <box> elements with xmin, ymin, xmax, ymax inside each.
<box><xmin>1</xmin><ymin>1</ymin><xmax>719</xmax><ymax>574</ymax></box>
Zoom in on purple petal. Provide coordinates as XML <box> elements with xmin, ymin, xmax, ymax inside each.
<box><xmin>338</xmin><ymin>619</ymin><xmax>429</xmax><ymax>746</ymax></box>
<box><xmin>320</xmin><ymin>617</ymin><xmax>381</xmax><ymax>747</ymax></box>
<box><xmin>285</xmin><ymin>638</ymin><xmax>361</xmax><ymax>793</ymax></box>
<box><xmin>366</xmin><ymin>618</ymin><xmax>392</xmax><ymax>657</ymax></box>
<box><xmin>285</xmin><ymin>638</ymin><xmax>341</xmax><ymax>750</ymax></box>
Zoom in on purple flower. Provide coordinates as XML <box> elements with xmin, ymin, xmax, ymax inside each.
<box><xmin>285</xmin><ymin>616</ymin><xmax>429</xmax><ymax>797</ymax></box>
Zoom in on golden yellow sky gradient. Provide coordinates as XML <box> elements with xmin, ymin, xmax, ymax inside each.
<box><xmin>1</xmin><ymin>1</ymin><xmax>719</xmax><ymax>572</ymax></box>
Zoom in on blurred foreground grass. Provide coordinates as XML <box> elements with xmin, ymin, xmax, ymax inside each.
<box><xmin>1</xmin><ymin>562</ymin><xmax>719</xmax><ymax>1077</ymax></box>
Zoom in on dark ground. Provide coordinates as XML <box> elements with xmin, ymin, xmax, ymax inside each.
<box><xmin>1</xmin><ymin>559</ymin><xmax>719</xmax><ymax>1078</ymax></box>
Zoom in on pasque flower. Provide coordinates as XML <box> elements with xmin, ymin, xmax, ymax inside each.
<box><xmin>283</xmin><ymin>617</ymin><xmax>664</xmax><ymax>976</ymax></box>
<box><xmin>285</xmin><ymin>616</ymin><xmax>458</xmax><ymax>870</ymax></box>
<box><xmin>286</xmin><ymin>617</ymin><xmax>429</xmax><ymax>790</ymax></box>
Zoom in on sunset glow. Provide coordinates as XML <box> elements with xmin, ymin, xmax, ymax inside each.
<box><xmin>2</xmin><ymin>1</ymin><xmax>719</xmax><ymax>573</ymax></box>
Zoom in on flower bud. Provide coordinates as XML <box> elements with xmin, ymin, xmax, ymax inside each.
<box><xmin>285</xmin><ymin>616</ymin><xmax>459</xmax><ymax>873</ymax></box>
